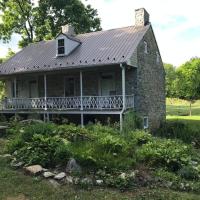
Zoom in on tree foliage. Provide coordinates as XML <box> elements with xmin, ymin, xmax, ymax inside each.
<box><xmin>174</xmin><ymin>58</ymin><xmax>200</xmax><ymax>115</ymax></box>
<box><xmin>164</xmin><ymin>63</ymin><xmax>176</xmax><ymax>97</ymax></box>
<box><xmin>0</xmin><ymin>0</ymin><xmax>101</xmax><ymax>47</ymax></box>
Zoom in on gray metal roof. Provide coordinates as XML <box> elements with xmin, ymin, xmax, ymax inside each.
<box><xmin>0</xmin><ymin>25</ymin><xmax>150</xmax><ymax>75</ymax></box>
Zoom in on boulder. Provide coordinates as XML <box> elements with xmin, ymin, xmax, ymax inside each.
<box><xmin>65</xmin><ymin>176</ymin><xmax>73</xmax><ymax>184</ymax></box>
<box><xmin>80</xmin><ymin>177</ymin><xmax>93</xmax><ymax>185</ymax></box>
<box><xmin>43</xmin><ymin>171</ymin><xmax>55</xmax><ymax>178</ymax></box>
<box><xmin>96</xmin><ymin>179</ymin><xmax>103</xmax><ymax>185</ymax></box>
<box><xmin>10</xmin><ymin>161</ymin><xmax>24</xmax><ymax>168</ymax></box>
<box><xmin>0</xmin><ymin>154</ymin><xmax>12</xmax><ymax>158</ymax></box>
<box><xmin>54</xmin><ymin>172</ymin><xmax>66</xmax><ymax>180</ymax></box>
<box><xmin>66</xmin><ymin>158</ymin><xmax>82</xmax><ymax>174</ymax></box>
<box><xmin>24</xmin><ymin>165</ymin><xmax>43</xmax><ymax>175</ymax></box>
<box><xmin>49</xmin><ymin>179</ymin><xmax>60</xmax><ymax>188</ymax></box>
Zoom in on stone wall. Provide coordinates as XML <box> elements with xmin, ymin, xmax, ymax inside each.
<box><xmin>135</xmin><ymin>26</ymin><xmax>166</xmax><ymax>130</ymax></box>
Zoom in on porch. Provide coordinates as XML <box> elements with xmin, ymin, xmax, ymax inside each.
<box><xmin>1</xmin><ymin>64</ymin><xmax>136</xmax><ymax>129</ymax></box>
<box><xmin>1</xmin><ymin>95</ymin><xmax>134</xmax><ymax>111</ymax></box>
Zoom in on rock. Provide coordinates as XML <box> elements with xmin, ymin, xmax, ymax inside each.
<box><xmin>10</xmin><ymin>161</ymin><xmax>24</xmax><ymax>168</ymax></box>
<box><xmin>96</xmin><ymin>179</ymin><xmax>103</xmax><ymax>185</ymax></box>
<box><xmin>129</xmin><ymin>171</ymin><xmax>136</xmax><ymax>178</ymax></box>
<box><xmin>73</xmin><ymin>177</ymin><xmax>80</xmax><ymax>185</ymax></box>
<box><xmin>54</xmin><ymin>172</ymin><xmax>66</xmax><ymax>180</ymax></box>
<box><xmin>43</xmin><ymin>171</ymin><xmax>55</xmax><ymax>178</ymax></box>
<box><xmin>0</xmin><ymin>154</ymin><xmax>12</xmax><ymax>158</ymax></box>
<box><xmin>80</xmin><ymin>177</ymin><xmax>93</xmax><ymax>185</ymax></box>
<box><xmin>65</xmin><ymin>176</ymin><xmax>73</xmax><ymax>184</ymax></box>
<box><xmin>66</xmin><ymin>158</ymin><xmax>82</xmax><ymax>174</ymax></box>
<box><xmin>24</xmin><ymin>165</ymin><xmax>43</xmax><ymax>175</ymax></box>
<box><xmin>49</xmin><ymin>179</ymin><xmax>60</xmax><ymax>188</ymax></box>
<box><xmin>119</xmin><ymin>173</ymin><xmax>126</xmax><ymax>179</ymax></box>
<box><xmin>42</xmin><ymin>168</ymin><xmax>48</xmax><ymax>172</ymax></box>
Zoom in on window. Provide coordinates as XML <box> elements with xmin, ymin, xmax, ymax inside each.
<box><xmin>57</xmin><ymin>39</ymin><xmax>65</xmax><ymax>55</ymax></box>
<box><xmin>64</xmin><ymin>77</ymin><xmax>75</xmax><ymax>96</ymax></box>
<box><xmin>143</xmin><ymin>116</ymin><xmax>149</xmax><ymax>129</ymax></box>
<box><xmin>156</xmin><ymin>51</ymin><xmax>160</xmax><ymax>63</ymax></box>
<box><xmin>144</xmin><ymin>41</ymin><xmax>148</xmax><ymax>54</ymax></box>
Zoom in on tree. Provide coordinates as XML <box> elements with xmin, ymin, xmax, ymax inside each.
<box><xmin>174</xmin><ymin>58</ymin><xmax>200</xmax><ymax>116</ymax></box>
<box><xmin>164</xmin><ymin>63</ymin><xmax>176</xmax><ymax>97</ymax></box>
<box><xmin>0</xmin><ymin>48</ymin><xmax>15</xmax><ymax>99</ymax></box>
<box><xmin>0</xmin><ymin>0</ymin><xmax>101</xmax><ymax>47</ymax></box>
<box><xmin>0</xmin><ymin>0</ymin><xmax>34</xmax><ymax>47</ymax></box>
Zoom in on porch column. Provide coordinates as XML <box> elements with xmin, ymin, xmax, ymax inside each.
<box><xmin>44</xmin><ymin>74</ymin><xmax>47</xmax><ymax>111</ymax></box>
<box><xmin>80</xmin><ymin>70</ymin><xmax>84</xmax><ymax>127</ymax></box>
<box><xmin>121</xmin><ymin>64</ymin><xmax>126</xmax><ymax>110</ymax></box>
<box><xmin>14</xmin><ymin>77</ymin><xmax>17</xmax><ymax>98</ymax></box>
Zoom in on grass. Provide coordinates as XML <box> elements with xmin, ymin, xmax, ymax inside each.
<box><xmin>166</xmin><ymin>98</ymin><xmax>200</xmax><ymax>116</ymax></box>
<box><xmin>0</xmin><ymin>138</ymin><xmax>199</xmax><ymax>199</ymax></box>
<box><xmin>166</xmin><ymin>98</ymin><xmax>200</xmax><ymax>132</ymax></box>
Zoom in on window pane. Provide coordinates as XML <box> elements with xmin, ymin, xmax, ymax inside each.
<box><xmin>58</xmin><ymin>39</ymin><xmax>64</xmax><ymax>47</ymax></box>
<box><xmin>58</xmin><ymin>47</ymin><xmax>65</xmax><ymax>54</ymax></box>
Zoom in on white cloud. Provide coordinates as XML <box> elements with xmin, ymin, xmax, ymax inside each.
<box><xmin>84</xmin><ymin>0</ymin><xmax>200</xmax><ymax>66</ymax></box>
<box><xmin>1</xmin><ymin>0</ymin><xmax>200</xmax><ymax>66</ymax></box>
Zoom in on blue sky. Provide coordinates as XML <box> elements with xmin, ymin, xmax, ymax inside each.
<box><xmin>0</xmin><ymin>0</ymin><xmax>200</xmax><ymax>66</ymax></box>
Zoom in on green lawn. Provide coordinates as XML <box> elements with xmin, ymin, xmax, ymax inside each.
<box><xmin>0</xmin><ymin>138</ymin><xmax>199</xmax><ymax>200</ymax></box>
<box><xmin>166</xmin><ymin>98</ymin><xmax>200</xmax><ymax>131</ymax></box>
<box><xmin>166</xmin><ymin>98</ymin><xmax>200</xmax><ymax>116</ymax></box>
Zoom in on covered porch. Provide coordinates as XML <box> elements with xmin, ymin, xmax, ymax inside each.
<box><xmin>1</xmin><ymin>64</ymin><xmax>136</xmax><ymax>128</ymax></box>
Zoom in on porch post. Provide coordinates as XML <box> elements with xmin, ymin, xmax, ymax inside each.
<box><xmin>121</xmin><ymin>64</ymin><xmax>126</xmax><ymax>110</ymax></box>
<box><xmin>80</xmin><ymin>71</ymin><xmax>84</xmax><ymax>127</ymax></box>
<box><xmin>80</xmin><ymin>70</ymin><xmax>83</xmax><ymax>110</ymax></box>
<box><xmin>14</xmin><ymin>77</ymin><xmax>17</xmax><ymax>98</ymax></box>
<box><xmin>44</xmin><ymin>74</ymin><xmax>47</xmax><ymax>111</ymax></box>
<box><xmin>120</xmin><ymin>113</ymin><xmax>123</xmax><ymax>132</ymax></box>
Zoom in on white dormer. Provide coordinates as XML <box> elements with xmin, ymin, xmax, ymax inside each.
<box><xmin>56</xmin><ymin>24</ymin><xmax>81</xmax><ymax>57</ymax></box>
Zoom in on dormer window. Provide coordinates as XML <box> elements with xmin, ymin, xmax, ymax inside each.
<box><xmin>144</xmin><ymin>41</ymin><xmax>148</xmax><ymax>54</ymax></box>
<box><xmin>58</xmin><ymin>39</ymin><xmax>65</xmax><ymax>55</ymax></box>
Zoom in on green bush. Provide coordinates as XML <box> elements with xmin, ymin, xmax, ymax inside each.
<box><xmin>123</xmin><ymin>110</ymin><xmax>142</xmax><ymax>134</ymax></box>
<box><xmin>126</xmin><ymin>130</ymin><xmax>152</xmax><ymax>146</ymax></box>
<box><xmin>157</xmin><ymin>121</ymin><xmax>200</xmax><ymax>146</ymax></box>
<box><xmin>136</xmin><ymin>138</ymin><xmax>193</xmax><ymax>171</ymax></box>
<box><xmin>21</xmin><ymin>123</ymin><xmax>57</xmax><ymax>142</ymax></box>
<box><xmin>178</xmin><ymin>166</ymin><xmax>199</xmax><ymax>180</ymax></box>
<box><xmin>16</xmin><ymin>134</ymin><xmax>71</xmax><ymax>167</ymax></box>
<box><xmin>56</xmin><ymin>124</ymin><xmax>92</xmax><ymax>142</ymax></box>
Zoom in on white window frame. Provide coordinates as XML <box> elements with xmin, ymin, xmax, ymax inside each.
<box><xmin>143</xmin><ymin>116</ymin><xmax>149</xmax><ymax>129</ymax></box>
<box><xmin>57</xmin><ymin>38</ymin><xmax>65</xmax><ymax>56</ymax></box>
<box><xmin>144</xmin><ymin>41</ymin><xmax>148</xmax><ymax>54</ymax></box>
<box><xmin>156</xmin><ymin>51</ymin><xmax>160</xmax><ymax>63</ymax></box>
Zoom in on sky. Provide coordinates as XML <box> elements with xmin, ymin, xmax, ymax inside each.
<box><xmin>0</xmin><ymin>0</ymin><xmax>200</xmax><ymax>66</ymax></box>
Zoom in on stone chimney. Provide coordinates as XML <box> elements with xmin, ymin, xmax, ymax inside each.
<box><xmin>61</xmin><ymin>24</ymin><xmax>75</xmax><ymax>36</ymax></box>
<box><xmin>135</xmin><ymin>8</ymin><xmax>150</xmax><ymax>26</ymax></box>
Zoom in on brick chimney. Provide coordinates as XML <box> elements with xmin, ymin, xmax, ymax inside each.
<box><xmin>61</xmin><ymin>24</ymin><xmax>75</xmax><ymax>36</ymax></box>
<box><xmin>135</xmin><ymin>8</ymin><xmax>150</xmax><ymax>26</ymax></box>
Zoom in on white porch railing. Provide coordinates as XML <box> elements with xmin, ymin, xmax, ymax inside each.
<box><xmin>0</xmin><ymin>95</ymin><xmax>134</xmax><ymax>111</ymax></box>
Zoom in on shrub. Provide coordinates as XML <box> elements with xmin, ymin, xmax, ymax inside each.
<box><xmin>21</xmin><ymin>123</ymin><xmax>57</xmax><ymax>142</ymax></box>
<box><xmin>123</xmin><ymin>110</ymin><xmax>142</xmax><ymax>134</ymax></box>
<box><xmin>178</xmin><ymin>166</ymin><xmax>199</xmax><ymax>180</ymax></box>
<box><xmin>15</xmin><ymin>134</ymin><xmax>71</xmax><ymax>167</ymax></box>
<box><xmin>56</xmin><ymin>124</ymin><xmax>92</xmax><ymax>142</ymax></box>
<box><xmin>126</xmin><ymin>130</ymin><xmax>152</xmax><ymax>146</ymax></box>
<box><xmin>136</xmin><ymin>138</ymin><xmax>193</xmax><ymax>171</ymax></box>
<box><xmin>157</xmin><ymin>121</ymin><xmax>200</xmax><ymax>146</ymax></box>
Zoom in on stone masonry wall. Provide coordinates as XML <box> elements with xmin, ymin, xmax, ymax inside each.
<box><xmin>135</xmin><ymin>26</ymin><xmax>166</xmax><ymax>130</ymax></box>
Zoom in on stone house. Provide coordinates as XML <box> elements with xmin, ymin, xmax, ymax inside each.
<box><xmin>0</xmin><ymin>8</ymin><xmax>165</xmax><ymax>130</ymax></box>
